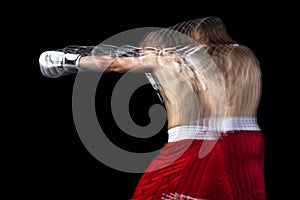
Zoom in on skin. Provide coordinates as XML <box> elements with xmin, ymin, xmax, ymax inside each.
<box><xmin>79</xmin><ymin>52</ymin><xmax>194</xmax><ymax>129</ymax></box>
<box><xmin>78</xmin><ymin>45</ymin><xmax>261</xmax><ymax>130</ymax></box>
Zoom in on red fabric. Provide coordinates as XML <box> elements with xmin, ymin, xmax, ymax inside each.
<box><xmin>131</xmin><ymin>131</ymin><xmax>266</xmax><ymax>200</ymax></box>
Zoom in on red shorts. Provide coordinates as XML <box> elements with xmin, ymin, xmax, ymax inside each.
<box><xmin>131</xmin><ymin>131</ymin><xmax>266</xmax><ymax>200</ymax></box>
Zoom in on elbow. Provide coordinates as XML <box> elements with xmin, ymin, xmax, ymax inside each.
<box><xmin>107</xmin><ymin>63</ymin><xmax>128</xmax><ymax>73</ymax></box>
<box><xmin>107</xmin><ymin>59</ymin><xmax>132</xmax><ymax>73</ymax></box>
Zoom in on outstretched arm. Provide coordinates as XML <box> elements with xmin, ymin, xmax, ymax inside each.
<box><xmin>79</xmin><ymin>56</ymin><xmax>147</xmax><ymax>73</ymax></box>
<box><xmin>39</xmin><ymin>45</ymin><xmax>182</xmax><ymax>78</ymax></box>
<box><xmin>39</xmin><ymin>51</ymin><xmax>150</xmax><ymax>78</ymax></box>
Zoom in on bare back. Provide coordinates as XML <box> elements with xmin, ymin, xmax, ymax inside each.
<box><xmin>148</xmin><ymin>44</ymin><xmax>261</xmax><ymax>129</ymax></box>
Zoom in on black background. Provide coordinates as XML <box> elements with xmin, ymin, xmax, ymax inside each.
<box><xmin>9</xmin><ymin>2</ymin><xmax>297</xmax><ymax>200</ymax></box>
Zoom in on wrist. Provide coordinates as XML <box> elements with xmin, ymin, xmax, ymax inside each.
<box><xmin>64</xmin><ymin>53</ymin><xmax>81</xmax><ymax>70</ymax></box>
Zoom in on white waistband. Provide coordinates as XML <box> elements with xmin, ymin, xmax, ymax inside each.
<box><xmin>167</xmin><ymin>117</ymin><xmax>260</xmax><ymax>142</ymax></box>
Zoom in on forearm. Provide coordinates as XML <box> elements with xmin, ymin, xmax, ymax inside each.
<box><xmin>79</xmin><ymin>56</ymin><xmax>115</xmax><ymax>72</ymax></box>
<box><xmin>79</xmin><ymin>56</ymin><xmax>148</xmax><ymax>73</ymax></box>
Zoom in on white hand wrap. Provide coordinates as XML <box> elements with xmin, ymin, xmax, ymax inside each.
<box><xmin>39</xmin><ymin>51</ymin><xmax>81</xmax><ymax>78</ymax></box>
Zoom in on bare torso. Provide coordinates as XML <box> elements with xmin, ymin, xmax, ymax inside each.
<box><xmin>148</xmin><ymin>45</ymin><xmax>261</xmax><ymax>129</ymax></box>
<box><xmin>79</xmin><ymin>44</ymin><xmax>261</xmax><ymax>130</ymax></box>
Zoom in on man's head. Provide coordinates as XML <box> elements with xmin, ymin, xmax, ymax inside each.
<box><xmin>171</xmin><ymin>16</ymin><xmax>236</xmax><ymax>45</ymax></box>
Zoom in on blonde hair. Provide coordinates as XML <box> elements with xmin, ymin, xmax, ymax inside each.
<box><xmin>170</xmin><ymin>16</ymin><xmax>236</xmax><ymax>45</ymax></box>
